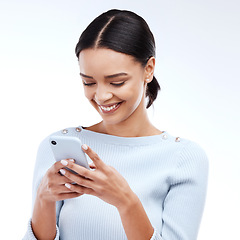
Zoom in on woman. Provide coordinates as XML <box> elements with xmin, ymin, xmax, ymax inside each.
<box><xmin>23</xmin><ymin>9</ymin><xmax>208</xmax><ymax>240</ymax></box>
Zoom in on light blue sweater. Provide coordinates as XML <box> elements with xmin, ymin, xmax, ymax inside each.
<box><xmin>23</xmin><ymin>126</ymin><xmax>208</xmax><ymax>240</ymax></box>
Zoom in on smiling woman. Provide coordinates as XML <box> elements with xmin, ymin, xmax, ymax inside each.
<box><xmin>78</xmin><ymin>48</ymin><xmax>156</xmax><ymax>130</ymax></box>
<box><xmin>23</xmin><ymin>9</ymin><xmax>208</xmax><ymax>240</ymax></box>
<box><xmin>75</xmin><ymin>9</ymin><xmax>160</xmax><ymax>110</ymax></box>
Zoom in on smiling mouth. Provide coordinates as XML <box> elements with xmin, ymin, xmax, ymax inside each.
<box><xmin>98</xmin><ymin>102</ymin><xmax>123</xmax><ymax>113</ymax></box>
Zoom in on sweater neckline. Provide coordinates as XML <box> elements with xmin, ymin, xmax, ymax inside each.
<box><xmin>79</xmin><ymin>126</ymin><xmax>168</xmax><ymax>146</ymax></box>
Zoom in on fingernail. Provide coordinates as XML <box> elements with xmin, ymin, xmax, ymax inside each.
<box><xmin>69</xmin><ymin>159</ymin><xmax>75</xmax><ymax>162</ymax></box>
<box><xmin>60</xmin><ymin>169</ymin><xmax>66</xmax><ymax>175</ymax></box>
<box><xmin>61</xmin><ymin>160</ymin><xmax>68</xmax><ymax>166</ymax></box>
<box><xmin>65</xmin><ymin>183</ymin><xmax>71</xmax><ymax>189</ymax></box>
<box><xmin>82</xmin><ymin>144</ymin><xmax>88</xmax><ymax>150</ymax></box>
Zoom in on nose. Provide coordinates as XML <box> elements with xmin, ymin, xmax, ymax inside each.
<box><xmin>94</xmin><ymin>85</ymin><xmax>113</xmax><ymax>104</ymax></box>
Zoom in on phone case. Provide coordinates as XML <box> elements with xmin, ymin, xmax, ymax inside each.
<box><xmin>49</xmin><ymin>135</ymin><xmax>90</xmax><ymax>169</ymax></box>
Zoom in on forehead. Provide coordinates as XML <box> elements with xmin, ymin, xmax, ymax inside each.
<box><xmin>78</xmin><ymin>48</ymin><xmax>142</xmax><ymax>74</ymax></box>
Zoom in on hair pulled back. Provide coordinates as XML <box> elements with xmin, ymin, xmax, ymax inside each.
<box><xmin>75</xmin><ymin>9</ymin><xmax>160</xmax><ymax>108</ymax></box>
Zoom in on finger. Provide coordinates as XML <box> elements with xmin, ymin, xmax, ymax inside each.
<box><xmin>51</xmin><ymin>159</ymin><xmax>75</xmax><ymax>174</ymax></box>
<box><xmin>59</xmin><ymin>167</ymin><xmax>94</xmax><ymax>189</ymax></box>
<box><xmin>57</xmin><ymin>192</ymin><xmax>83</xmax><ymax>201</ymax></box>
<box><xmin>54</xmin><ymin>173</ymin><xmax>74</xmax><ymax>185</ymax></box>
<box><xmin>81</xmin><ymin>144</ymin><xmax>104</xmax><ymax>169</ymax></box>
<box><xmin>64</xmin><ymin>182</ymin><xmax>95</xmax><ymax>195</ymax></box>
<box><xmin>55</xmin><ymin>184</ymin><xmax>78</xmax><ymax>193</ymax></box>
<box><xmin>57</xmin><ymin>173</ymin><xmax>83</xmax><ymax>186</ymax></box>
<box><xmin>60</xmin><ymin>160</ymin><xmax>93</xmax><ymax>180</ymax></box>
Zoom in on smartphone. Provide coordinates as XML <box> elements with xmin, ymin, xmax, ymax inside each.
<box><xmin>49</xmin><ymin>135</ymin><xmax>90</xmax><ymax>170</ymax></box>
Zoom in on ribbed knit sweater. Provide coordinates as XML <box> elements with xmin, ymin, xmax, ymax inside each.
<box><xmin>23</xmin><ymin>126</ymin><xmax>208</xmax><ymax>240</ymax></box>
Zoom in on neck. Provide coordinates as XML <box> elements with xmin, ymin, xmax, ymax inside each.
<box><xmin>102</xmin><ymin>118</ymin><xmax>153</xmax><ymax>138</ymax></box>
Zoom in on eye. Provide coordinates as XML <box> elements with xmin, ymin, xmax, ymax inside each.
<box><xmin>83</xmin><ymin>82</ymin><xmax>96</xmax><ymax>86</ymax></box>
<box><xmin>110</xmin><ymin>82</ymin><xmax>125</xmax><ymax>87</ymax></box>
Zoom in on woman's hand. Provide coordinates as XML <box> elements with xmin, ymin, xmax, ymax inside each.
<box><xmin>59</xmin><ymin>144</ymin><xmax>138</xmax><ymax>210</ymax></box>
<box><xmin>32</xmin><ymin>160</ymin><xmax>83</xmax><ymax>239</ymax></box>
<box><xmin>37</xmin><ymin>160</ymin><xmax>82</xmax><ymax>203</ymax></box>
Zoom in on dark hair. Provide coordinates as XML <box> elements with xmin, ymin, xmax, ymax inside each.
<box><xmin>75</xmin><ymin>9</ymin><xmax>160</xmax><ymax>108</ymax></box>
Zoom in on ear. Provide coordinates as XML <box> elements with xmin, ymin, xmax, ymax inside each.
<box><xmin>144</xmin><ymin>57</ymin><xmax>155</xmax><ymax>84</ymax></box>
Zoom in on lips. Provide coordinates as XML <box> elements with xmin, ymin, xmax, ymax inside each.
<box><xmin>98</xmin><ymin>102</ymin><xmax>123</xmax><ymax>113</ymax></box>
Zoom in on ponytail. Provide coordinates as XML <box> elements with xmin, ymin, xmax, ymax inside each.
<box><xmin>146</xmin><ymin>76</ymin><xmax>160</xmax><ymax>108</ymax></box>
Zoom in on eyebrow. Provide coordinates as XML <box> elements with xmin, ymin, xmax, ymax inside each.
<box><xmin>80</xmin><ymin>72</ymin><xmax>128</xmax><ymax>79</ymax></box>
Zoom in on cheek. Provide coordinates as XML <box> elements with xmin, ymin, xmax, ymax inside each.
<box><xmin>123</xmin><ymin>83</ymin><xmax>144</xmax><ymax>101</ymax></box>
<box><xmin>84</xmin><ymin>88</ymin><xmax>94</xmax><ymax>100</ymax></box>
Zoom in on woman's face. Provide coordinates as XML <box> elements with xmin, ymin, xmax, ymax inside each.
<box><xmin>78</xmin><ymin>48</ymin><xmax>150</xmax><ymax>126</ymax></box>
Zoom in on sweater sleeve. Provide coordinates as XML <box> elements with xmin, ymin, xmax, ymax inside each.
<box><xmin>22</xmin><ymin>136</ymin><xmax>63</xmax><ymax>240</ymax></box>
<box><xmin>160</xmin><ymin>141</ymin><xmax>209</xmax><ymax>240</ymax></box>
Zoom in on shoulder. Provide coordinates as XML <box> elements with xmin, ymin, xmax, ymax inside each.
<box><xmin>164</xmin><ymin>132</ymin><xmax>209</xmax><ymax>171</ymax></box>
<box><xmin>37</xmin><ymin>126</ymin><xmax>83</xmax><ymax>152</ymax></box>
<box><xmin>166</xmin><ymin>132</ymin><xmax>208</xmax><ymax>158</ymax></box>
<box><xmin>176</xmin><ymin>135</ymin><xmax>208</xmax><ymax>181</ymax></box>
<box><xmin>179</xmin><ymin>138</ymin><xmax>209</xmax><ymax>167</ymax></box>
<box><xmin>162</xmin><ymin>133</ymin><xmax>209</xmax><ymax>189</ymax></box>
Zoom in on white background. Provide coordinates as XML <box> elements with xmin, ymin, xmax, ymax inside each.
<box><xmin>0</xmin><ymin>0</ymin><xmax>239</xmax><ymax>239</ymax></box>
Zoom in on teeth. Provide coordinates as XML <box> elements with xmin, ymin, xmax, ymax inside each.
<box><xmin>100</xmin><ymin>103</ymin><xmax>119</xmax><ymax>112</ymax></box>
